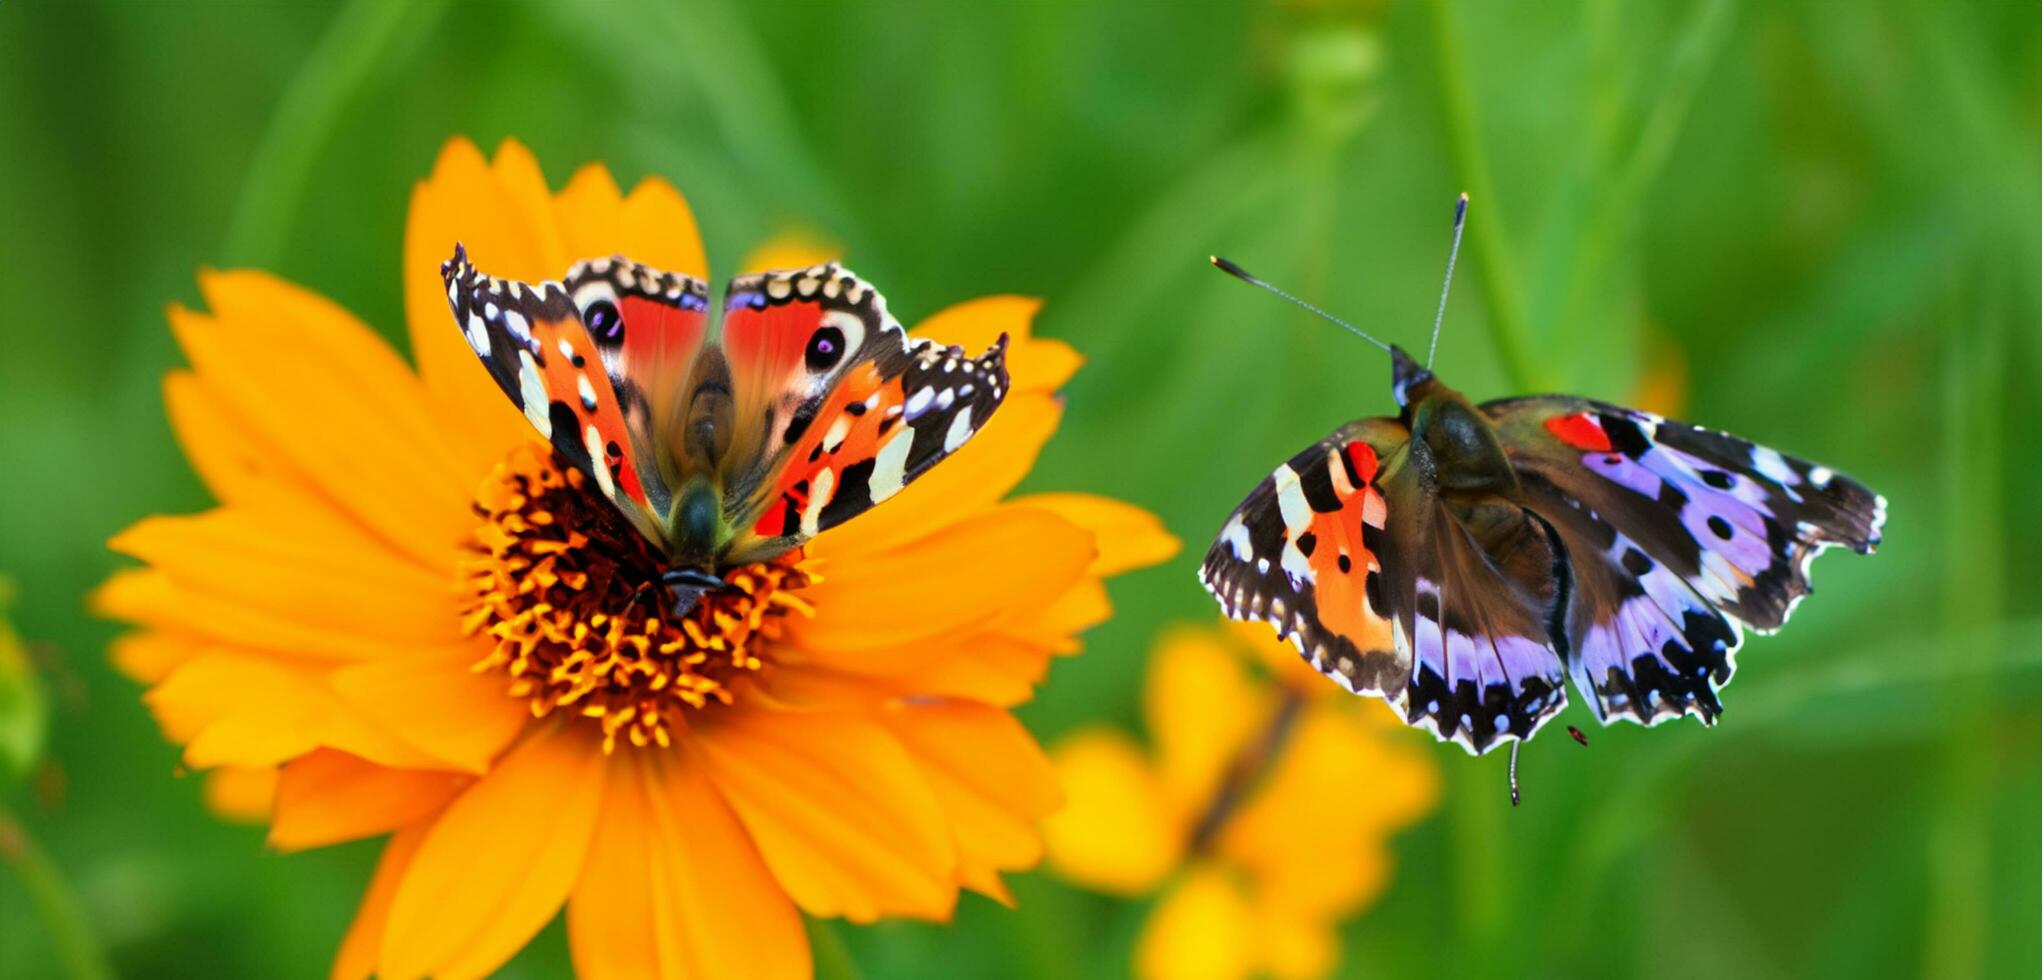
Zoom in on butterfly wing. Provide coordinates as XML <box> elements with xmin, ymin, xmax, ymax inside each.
<box><xmin>440</xmin><ymin>245</ymin><xmax>711</xmax><ymax>543</ymax></box>
<box><xmin>713</xmin><ymin>263</ymin><xmax>1009</xmax><ymax>563</ymax></box>
<box><xmin>1484</xmin><ymin>396</ymin><xmax>1886</xmax><ymax>726</ymax></box>
<box><xmin>1201</xmin><ymin>419</ymin><xmax>1571</xmax><ymax>754</ymax></box>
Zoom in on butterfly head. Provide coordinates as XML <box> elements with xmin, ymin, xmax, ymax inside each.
<box><xmin>1390</xmin><ymin>344</ymin><xmax>1435</xmax><ymax>410</ymax></box>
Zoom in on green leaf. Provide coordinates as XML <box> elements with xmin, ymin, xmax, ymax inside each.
<box><xmin>0</xmin><ymin>580</ymin><xmax>47</xmax><ymax>788</ymax></box>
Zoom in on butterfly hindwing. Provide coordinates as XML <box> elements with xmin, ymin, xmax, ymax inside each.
<box><xmin>716</xmin><ymin>263</ymin><xmax>1009</xmax><ymax>561</ymax></box>
<box><xmin>1485</xmin><ymin>396</ymin><xmax>1886</xmax><ymax>725</ymax></box>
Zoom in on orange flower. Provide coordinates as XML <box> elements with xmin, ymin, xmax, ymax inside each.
<box><xmin>1043</xmin><ymin>620</ymin><xmax>1437</xmax><ymax>980</ymax></box>
<box><xmin>97</xmin><ymin>137</ymin><xmax>1177</xmax><ymax>980</ymax></box>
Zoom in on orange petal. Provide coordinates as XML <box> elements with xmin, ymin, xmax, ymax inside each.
<box><xmin>1012</xmin><ymin>492</ymin><xmax>1180</xmax><ymax>577</ymax></box>
<box><xmin>551</xmin><ymin>164</ymin><xmax>626</xmax><ymax>267</ymax></box>
<box><xmin>739</xmin><ymin>228</ymin><xmax>840</xmax><ymax>274</ymax></box>
<box><xmin>902</xmin><ymin>640</ymin><xmax>1054</xmax><ymax>707</ymax></box>
<box><xmin>617</xmin><ymin>177</ymin><xmax>710</xmax><ymax>278</ymax></box>
<box><xmin>93</xmin><ymin>568</ymin><xmax>432</xmax><ymax>663</ymax></box>
<box><xmin>1135</xmin><ymin>867</ymin><xmax>1257</xmax><ymax>980</ymax></box>
<box><xmin>805</xmin><ymin>393</ymin><xmax>1063</xmax><ymax>561</ymax></box>
<box><xmin>146</xmin><ymin>651</ymin><xmax>444</xmax><ymax>771</ymax></box>
<box><xmin>792</xmin><ymin>505</ymin><xmax>1094</xmax><ymax>654</ymax></box>
<box><xmin>567</xmin><ymin>752</ymin><xmax>808</xmax><ymax>980</ymax></box>
<box><xmin>330</xmin><ymin>652</ymin><xmax>527</xmax><ymax>774</ymax></box>
<box><xmin>109</xmin><ymin>500</ymin><xmax>463</xmax><ymax>654</ymax></box>
<box><xmin>108</xmin><ymin>630</ymin><xmax>202</xmax><ymax>683</ymax></box>
<box><xmin>995</xmin><ymin>576</ymin><xmax>1111</xmax><ymax>653</ymax></box>
<box><xmin>1145</xmin><ymin>626</ymin><xmax>1272</xmax><ymax>812</ymax></box>
<box><xmin>203</xmin><ymin>766</ymin><xmax>276</xmax><ymax>823</ymax></box>
<box><xmin>403</xmin><ymin>138</ymin><xmax>562</xmax><ymax>457</ymax></box>
<box><xmin>380</xmin><ymin>727</ymin><xmax>608</xmax><ymax>980</ymax></box>
<box><xmin>333</xmin><ymin>822</ymin><xmax>430</xmax><ymax>980</ymax></box>
<box><xmin>885</xmin><ymin>703</ymin><xmax>1061</xmax><ymax>901</ymax></box>
<box><xmin>692</xmin><ymin>709</ymin><xmax>956</xmax><ymax>922</ymax></box>
<box><xmin>164</xmin><ymin>370</ymin><xmax>285</xmax><ymax>504</ymax></box>
<box><xmin>270</xmin><ymin>750</ymin><xmax>470</xmax><ymax>851</ymax></box>
<box><xmin>485</xmin><ymin>139</ymin><xmax>570</xmax><ymax>276</ymax></box>
<box><xmin>1041</xmin><ymin>728</ymin><xmax>1180</xmax><ymax>895</ymax></box>
<box><xmin>172</xmin><ymin>274</ymin><xmax>475</xmax><ymax>571</ymax></box>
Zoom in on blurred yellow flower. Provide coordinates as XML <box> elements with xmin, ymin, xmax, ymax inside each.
<box><xmin>97</xmin><ymin>136</ymin><xmax>1177</xmax><ymax>980</ymax></box>
<box><xmin>1044</xmin><ymin>620</ymin><xmax>1437</xmax><ymax>980</ymax></box>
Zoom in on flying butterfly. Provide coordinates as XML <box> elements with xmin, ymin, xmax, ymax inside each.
<box><xmin>442</xmin><ymin>245</ymin><xmax>1008</xmax><ymax>613</ymax></box>
<box><xmin>1200</xmin><ymin>196</ymin><xmax>1885</xmax><ymax>764</ymax></box>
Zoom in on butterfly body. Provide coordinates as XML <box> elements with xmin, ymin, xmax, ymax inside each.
<box><xmin>1203</xmin><ymin>344</ymin><xmax>1884</xmax><ymax>754</ymax></box>
<box><xmin>442</xmin><ymin>245</ymin><xmax>1009</xmax><ymax>613</ymax></box>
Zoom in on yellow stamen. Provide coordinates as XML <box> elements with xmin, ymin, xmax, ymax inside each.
<box><xmin>461</xmin><ymin>445</ymin><xmax>811</xmax><ymax>752</ymax></box>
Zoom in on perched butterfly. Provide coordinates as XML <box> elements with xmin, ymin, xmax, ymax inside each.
<box><xmin>441</xmin><ymin>245</ymin><xmax>1008</xmax><ymax>613</ymax></box>
<box><xmin>1201</xmin><ymin>197</ymin><xmax>1885</xmax><ymax>757</ymax></box>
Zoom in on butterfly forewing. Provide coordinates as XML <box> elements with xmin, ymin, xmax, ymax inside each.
<box><xmin>441</xmin><ymin>246</ymin><xmax>707</xmax><ymax>542</ymax></box>
<box><xmin>714</xmin><ymin>263</ymin><xmax>1010</xmax><ymax>563</ymax></box>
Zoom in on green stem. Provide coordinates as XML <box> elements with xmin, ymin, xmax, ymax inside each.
<box><xmin>1923</xmin><ymin>258</ymin><xmax>2003</xmax><ymax>980</ymax></box>
<box><xmin>223</xmin><ymin>0</ymin><xmax>441</xmax><ymax>266</ymax></box>
<box><xmin>1428</xmin><ymin>0</ymin><xmax>1547</xmax><ymax>391</ymax></box>
<box><xmin>806</xmin><ymin>917</ymin><xmax>863</xmax><ymax>980</ymax></box>
<box><xmin>1</xmin><ymin>809</ymin><xmax>114</xmax><ymax>980</ymax></box>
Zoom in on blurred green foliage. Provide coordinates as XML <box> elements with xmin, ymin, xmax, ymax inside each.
<box><xmin>2</xmin><ymin>1</ymin><xmax>2038</xmax><ymax>977</ymax></box>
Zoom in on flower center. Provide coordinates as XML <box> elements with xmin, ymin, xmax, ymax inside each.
<box><xmin>462</xmin><ymin>444</ymin><xmax>811</xmax><ymax>752</ymax></box>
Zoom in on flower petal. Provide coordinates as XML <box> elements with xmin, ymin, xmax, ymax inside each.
<box><xmin>270</xmin><ymin>750</ymin><xmax>470</xmax><ymax>851</ymax></box>
<box><xmin>107</xmin><ymin>629</ymin><xmax>201</xmax><ymax>684</ymax></box>
<box><xmin>791</xmin><ymin>505</ymin><xmax>1094</xmax><ymax>655</ymax></box>
<box><xmin>738</xmin><ymin>228</ymin><xmax>839</xmax><ymax>274</ymax></box>
<box><xmin>172</xmin><ymin>274</ymin><xmax>475</xmax><ymax>570</ymax></box>
<box><xmin>1012</xmin><ymin>492</ymin><xmax>1180</xmax><ymax>576</ymax></box>
<box><xmin>146</xmin><ymin>651</ymin><xmax>444</xmax><ymax>771</ymax></box>
<box><xmin>1041</xmin><ymin>728</ymin><xmax>1180</xmax><ymax>895</ymax></box>
<box><xmin>202</xmin><ymin>766</ymin><xmax>276</xmax><ymax>823</ymax></box>
<box><xmin>1217</xmin><ymin>702</ymin><xmax>1434</xmax><ymax>917</ymax></box>
<box><xmin>94</xmin><ymin>568</ymin><xmax>432</xmax><ymax>663</ymax></box>
<box><xmin>567</xmin><ymin>752</ymin><xmax>808</xmax><ymax>980</ymax></box>
<box><xmin>1135</xmin><ymin>865</ymin><xmax>1256</xmax><ymax>980</ymax></box>
<box><xmin>1145</xmin><ymin>626</ymin><xmax>1272</xmax><ymax>812</ymax></box>
<box><xmin>109</xmin><ymin>499</ymin><xmax>463</xmax><ymax>655</ymax></box>
<box><xmin>329</xmin><ymin>652</ymin><xmax>527</xmax><ymax>774</ymax></box>
<box><xmin>164</xmin><ymin>370</ymin><xmax>284</xmax><ymax>504</ymax></box>
<box><xmin>692</xmin><ymin>709</ymin><xmax>956</xmax><ymax>922</ymax></box>
<box><xmin>333</xmin><ymin>823</ymin><xmax>430</xmax><ymax>980</ymax></box>
<box><xmin>617</xmin><ymin>177</ymin><xmax>710</xmax><ymax>278</ymax></box>
<box><xmin>380</xmin><ymin>726</ymin><xmax>608</xmax><ymax>980</ymax></box>
<box><xmin>885</xmin><ymin>703</ymin><xmax>1061</xmax><ymax>901</ymax></box>
<box><xmin>404</xmin><ymin>138</ymin><xmax>565</xmax><ymax>456</ymax></box>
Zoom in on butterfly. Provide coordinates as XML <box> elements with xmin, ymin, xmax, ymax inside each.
<box><xmin>440</xmin><ymin>244</ymin><xmax>1009</xmax><ymax>613</ymax></box>
<box><xmin>1199</xmin><ymin>198</ymin><xmax>1886</xmax><ymax>755</ymax></box>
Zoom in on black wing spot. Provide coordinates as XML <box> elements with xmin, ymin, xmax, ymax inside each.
<box><xmin>1707</xmin><ymin>515</ymin><xmax>1734</xmax><ymax>540</ymax></box>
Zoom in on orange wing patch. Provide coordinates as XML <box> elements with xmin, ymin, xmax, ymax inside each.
<box><xmin>752</xmin><ymin>362</ymin><xmax>910</xmax><ymax>538</ymax></box>
<box><xmin>524</xmin><ymin>315</ymin><xmax>649</xmax><ymax>510</ymax></box>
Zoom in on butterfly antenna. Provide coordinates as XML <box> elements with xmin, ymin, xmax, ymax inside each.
<box><xmin>1427</xmin><ymin>193</ymin><xmax>1469</xmax><ymax>368</ymax></box>
<box><xmin>1209</xmin><ymin>256</ymin><xmax>1391</xmax><ymax>353</ymax></box>
<box><xmin>1508</xmin><ymin>739</ymin><xmax>1522</xmax><ymax>807</ymax></box>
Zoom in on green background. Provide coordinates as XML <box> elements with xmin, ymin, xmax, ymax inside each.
<box><xmin>2</xmin><ymin>1</ymin><xmax>2038</xmax><ymax>977</ymax></box>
